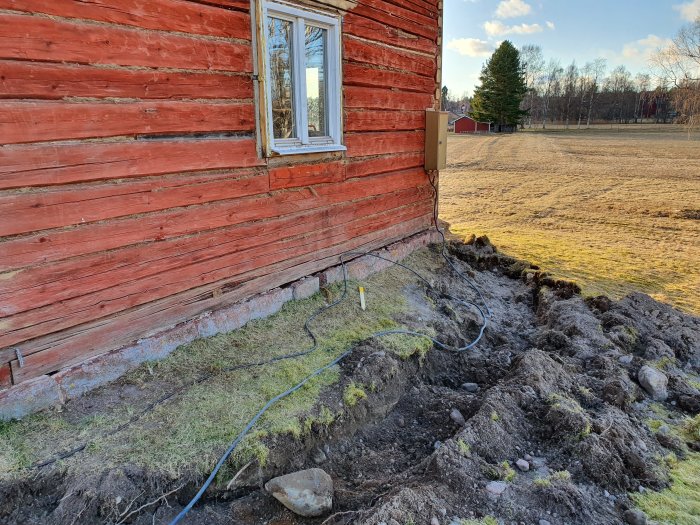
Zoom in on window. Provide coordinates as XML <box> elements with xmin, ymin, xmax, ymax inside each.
<box><xmin>262</xmin><ymin>1</ymin><xmax>344</xmax><ymax>155</ymax></box>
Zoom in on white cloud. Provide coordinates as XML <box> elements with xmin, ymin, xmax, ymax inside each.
<box><xmin>621</xmin><ymin>34</ymin><xmax>672</xmax><ymax>62</ymax></box>
<box><xmin>546</xmin><ymin>20</ymin><xmax>555</xmax><ymax>30</ymax></box>
<box><xmin>674</xmin><ymin>0</ymin><xmax>700</xmax><ymax>21</ymax></box>
<box><xmin>446</xmin><ymin>37</ymin><xmax>494</xmax><ymax>57</ymax></box>
<box><xmin>494</xmin><ymin>0</ymin><xmax>532</xmax><ymax>18</ymax></box>
<box><xmin>483</xmin><ymin>20</ymin><xmax>543</xmax><ymax>36</ymax></box>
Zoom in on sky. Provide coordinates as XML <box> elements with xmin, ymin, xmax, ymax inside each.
<box><xmin>442</xmin><ymin>0</ymin><xmax>700</xmax><ymax>97</ymax></box>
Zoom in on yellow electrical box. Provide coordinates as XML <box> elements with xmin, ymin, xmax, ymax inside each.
<box><xmin>425</xmin><ymin>110</ymin><xmax>448</xmax><ymax>171</ymax></box>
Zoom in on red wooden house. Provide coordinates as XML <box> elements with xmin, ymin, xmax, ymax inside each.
<box><xmin>0</xmin><ymin>0</ymin><xmax>444</xmax><ymax>407</ymax></box>
<box><xmin>454</xmin><ymin>115</ymin><xmax>490</xmax><ymax>134</ymax></box>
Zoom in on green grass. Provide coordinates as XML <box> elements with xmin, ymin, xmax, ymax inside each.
<box><xmin>0</xmin><ymin>250</ymin><xmax>438</xmax><ymax>481</ymax></box>
<box><xmin>633</xmin><ymin>453</ymin><xmax>700</xmax><ymax>525</ymax></box>
<box><xmin>343</xmin><ymin>382</ymin><xmax>367</xmax><ymax>407</ymax></box>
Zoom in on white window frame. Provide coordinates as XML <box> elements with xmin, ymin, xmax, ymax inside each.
<box><xmin>262</xmin><ymin>1</ymin><xmax>345</xmax><ymax>156</ymax></box>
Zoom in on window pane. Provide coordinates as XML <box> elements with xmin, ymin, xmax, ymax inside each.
<box><xmin>268</xmin><ymin>17</ymin><xmax>295</xmax><ymax>139</ymax></box>
<box><xmin>305</xmin><ymin>25</ymin><xmax>328</xmax><ymax>138</ymax></box>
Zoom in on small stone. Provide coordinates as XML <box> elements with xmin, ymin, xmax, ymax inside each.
<box><xmin>311</xmin><ymin>448</ymin><xmax>327</xmax><ymax>464</ymax></box>
<box><xmin>461</xmin><ymin>382</ymin><xmax>479</xmax><ymax>392</ymax></box>
<box><xmin>623</xmin><ymin>509</ymin><xmax>647</xmax><ymax>525</ymax></box>
<box><xmin>411</xmin><ymin>386</ymin><xmax>420</xmax><ymax>395</ymax></box>
<box><xmin>397</xmin><ymin>416</ymin><xmax>406</xmax><ymax>428</ymax></box>
<box><xmin>619</xmin><ymin>355</ymin><xmax>634</xmax><ymax>365</ymax></box>
<box><xmin>439</xmin><ymin>508</ymin><xmax>447</xmax><ymax>516</ymax></box>
<box><xmin>431</xmin><ymin>517</ymin><xmax>440</xmax><ymax>525</ymax></box>
<box><xmin>539</xmin><ymin>521</ymin><xmax>551</xmax><ymax>525</ymax></box>
<box><xmin>264</xmin><ymin>468</ymin><xmax>333</xmax><ymax>517</ymax></box>
<box><xmin>638</xmin><ymin>365</ymin><xmax>668</xmax><ymax>401</ymax></box>
<box><xmin>604</xmin><ymin>490</ymin><xmax>610</xmax><ymax>498</ymax></box>
<box><xmin>516</xmin><ymin>459</ymin><xmax>530</xmax><ymax>471</ymax></box>
<box><xmin>450</xmin><ymin>408</ymin><xmax>466</xmax><ymax>426</ymax></box>
<box><xmin>524</xmin><ymin>454</ymin><xmax>533</xmax><ymax>462</ymax></box>
<box><xmin>485</xmin><ymin>481</ymin><xmax>508</xmax><ymax>496</ymax></box>
<box><xmin>434</xmin><ymin>441</ymin><xmax>443</xmax><ymax>450</ymax></box>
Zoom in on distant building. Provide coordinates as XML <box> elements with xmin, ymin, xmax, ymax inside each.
<box><xmin>454</xmin><ymin>116</ymin><xmax>490</xmax><ymax>134</ymax></box>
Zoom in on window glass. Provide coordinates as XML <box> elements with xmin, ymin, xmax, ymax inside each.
<box><xmin>304</xmin><ymin>25</ymin><xmax>328</xmax><ymax>138</ymax></box>
<box><xmin>268</xmin><ymin>17</ymin><xmax>295</xmax><ymax>139</ymax></box>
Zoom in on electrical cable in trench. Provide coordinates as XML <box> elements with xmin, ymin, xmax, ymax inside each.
<box><xmin>169</xmin><ymin>172</ymin><xmax>492</xmax><ymax>524</ymax></box>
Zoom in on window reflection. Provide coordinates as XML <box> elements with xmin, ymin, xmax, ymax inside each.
<box><xmin>268</xmin><ymin>17</ymin><xmax>295</xmax><ymax>139</ymax></box>
<box><xmin>305</xmin><ymin>25</ymin><xmax>328</xmax><ymax>138</ymax></box>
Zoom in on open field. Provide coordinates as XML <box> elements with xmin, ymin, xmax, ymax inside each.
<box><xmin>441</xmin><ymin>126</ymin><xmax>700</xmax><ymax>314</ymax></box>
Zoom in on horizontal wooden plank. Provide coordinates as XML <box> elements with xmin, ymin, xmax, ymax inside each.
<box><xmin>0</xmin><ymin>138</ymin><xmax>262</xmax><ymax>190</ymax></box>
<box><xmin>0</xmin><ymin>13</ymin><xmax>252</xmax><ymax>71</ymax></box>
<box><xmin>345</xmin><ymin>110</ymin><xmax>425</xmax><ymax>132</ymax></box>
<box><xmin>351</xmin><ymin>0</ymin><xmax>437</xmax><ymax>40</ymax></box>
<box><xmin>3</xmin><ymin>201</ymin><xmax>432</xmax><ymax>361</ymax></box>
<box><xmin>269</xmin><ymin>161</ymin><xmax>345</xmax><ymax>190</ymax></box>
<box><xmin>346</xmin><ymin>153</ymin><xmax>424</xmax><ymax>179</ymax></box>
<box><xmin>0</xmin><ymin>0</ymin><xmax>251</xmax><ymax>40</ymax></box>
<box><xmin>345</xmin><ymin>131</ymin><xmax>425</xmax><ymax>157</ymax></box>
<box><xmin>9</xmin><ymin>215</ymin><xmax>432</xmax><ymax>382</ymax></box>
<box><xmin>344</xmin><ymin>86</ymin><xmax>433</xmax><ymax>111</ymax></box>
<box><xmin>0</xmin><ymin>187</ymin><xmax>430</xmax><ymax>316</ymax></box>
<box><xmin>343</xmin><ymin>36</ymin><xmax>436</xmax><ymax>78</ymax></box>
<box><xmin>343</xmin><ymin>12</ymin><xmax>436</xmax><ymax>54</ymax></box>
<box><xmin>0</xmin><ymin>60</ymin><xmax>253</xmax><ymax>100</ymax></box>
<box><xmin>358</xmin><ymin>0</ymin><xmax>438</xmax><ymax>25</ymax></box>
<box><xmin>0</xmin><ymin>171</ymin><xmax>269</xmax><ymax>237</ymax></box>
<box><xmin>343</xmin><ymin>63</ymin><xmax>435</xmax><ymax>93</ymax></box>
<box><xmin>0</xmin><ymin>167</ymin><xmax>428</xmax><ymax>271</ymax></box>
<box><xmin>1</xmin><ymin>101</ymin><xmax>254</xmax><ymax>145</ymax></box>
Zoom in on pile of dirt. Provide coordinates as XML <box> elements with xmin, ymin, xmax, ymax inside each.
<box><xmin>1</xmin><ymin>237</ymin><xmax>699</xmax><ymax>525</ymax></box>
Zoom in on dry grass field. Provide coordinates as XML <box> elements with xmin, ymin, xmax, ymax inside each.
<box><xmin>440</xmin><ymin>127</ymin><xmax>700</xmax><ymax>314</ymax></box>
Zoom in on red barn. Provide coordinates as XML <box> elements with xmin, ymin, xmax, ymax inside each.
<box><xmin>0</xmin><ymin>0</ymin><xmax>445</xmax><ymax>413</ymax></box>
<box><xmin>454</xmin><ymin>116</ymin><xmax>490</xmax><ymax>134</ymax></box>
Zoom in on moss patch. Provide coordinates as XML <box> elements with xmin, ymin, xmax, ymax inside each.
<box><xmin>343</xmin><ymin>382</ymin><xmax>368</xmax><ymax>407</ymax></box>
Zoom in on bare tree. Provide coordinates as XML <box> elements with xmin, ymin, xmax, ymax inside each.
<box><xmin>540</xmin><ymin>59</ymin><xmax>562</xmax><ymax>128</ymax></box>
<box><xmin>586</xmin><ymin>58</ymin><xmax>606</xmax><ymax>127</ymax></box>
<box><xmin>562</xmin><ymin>61</ymin><xmax>579</xmax><ymax>128</ymax></box>
<box><xmin>520</xmin><ymin>44</ymin><xmax>545</xmax><ymax>127</ymax></box>
<box><xmin>653</xmin><ymin>18</ymin><xmax>700</xmax><ymax>136</ymax></box>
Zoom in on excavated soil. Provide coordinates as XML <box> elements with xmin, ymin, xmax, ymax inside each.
<box><xmin>1</xmin><ymin>237</ymin><xmax>699</xmax><ymax>525</ymax></box>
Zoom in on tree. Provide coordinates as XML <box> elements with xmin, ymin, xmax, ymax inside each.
<box><xmin>441</xmin><ymin>85</ymin><xmax>449</xmax><ymax>111</ymax></box>
<box><xmin>653</xmin><ymin>17</ymin><xmax>700</xmax><ymax>136</ymax></box>
<box><xmin>520</xmin><ymin>44</ymin><xmax>544</xmax><ymax>127</ymax></box>
<box><xmin>471</xmin><ymin>41</ymin><xmax>528</xmax><ymax>131</ymax></box>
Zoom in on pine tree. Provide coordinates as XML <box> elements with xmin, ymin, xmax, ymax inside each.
<box><xmin>471</xmin><ymin>41</ymin><xmax>528</xmax><ymax>131</ymax></box>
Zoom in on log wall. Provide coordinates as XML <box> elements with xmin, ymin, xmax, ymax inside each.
<box><xmin>0</xmin><ymin>0</ymin><xmax>441</xmax><ymax>388</ymax></box>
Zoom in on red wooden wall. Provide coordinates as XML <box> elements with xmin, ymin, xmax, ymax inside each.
<box><xmin>0</xmin><ymin>0</ymin><xmax>441</xmax><ymax>388</ymax></box>
<box><xmin>454</xmin><ymin>117</ymin><xmax>489</xmax><ymax>133</ymax></box>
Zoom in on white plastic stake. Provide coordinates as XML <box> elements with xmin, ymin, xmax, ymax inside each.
<box><xmin>358</xmin><ymin>286</ymin><xmax>366</xmax><ymax>310</ymax></box>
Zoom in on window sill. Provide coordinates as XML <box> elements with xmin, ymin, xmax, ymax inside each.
<box><xmin>270</xmin><ymin>144</ymin><xmax>347</xmax><ymax>156</ymax></box>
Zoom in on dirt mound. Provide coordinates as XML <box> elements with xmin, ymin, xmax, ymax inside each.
<box><xmin>1</xmin><ymin>238</ymin><xmax>699</xmax><ymax>525</ymax></box>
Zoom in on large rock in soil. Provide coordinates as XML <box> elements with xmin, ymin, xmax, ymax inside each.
<box><xmin>638</xmin><ymin>365</ymin><xmax>668</xmax><ymax>401</ymax></box>
<box><xmin>264</xmin><ymin>468</ymin><xmax>333</xmax><ymax>517</ymax></box>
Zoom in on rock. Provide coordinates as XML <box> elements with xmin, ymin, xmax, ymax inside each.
<box><xmin>638</xmin><ymin>365</ymin><xmax>668</xmax><ymax>401</ymax></box>
<box><xmin>539</xmin><ymin>520</ymin><xmax>551</xmax><ymax>525</ymax></box>
<box><xmin>397</xmin><ymin>416</ymin><xmax>406</xmax><ymax>428</ymax></box>
<box><xmin>524</xmin><ymin>454</ymin><xmax>533</xmax><ymax>461</ymax></box>
<box><xmin>431</xmin><ymin>517</ymin><xmax>440</xmax><ymax>525</ymax></box>
<box><xmin>264</xmin><ymin>468</ymin><xmax>333</xmax><ymax>517</ymax></box>
<box><xmin>434</xmin><ymin>441</ymin><xmax>443</xmax><ymax>450</ymax></box>
<box><xmin>619</xmin><ymin>355</ymin><xmax>634</xmax><ymax>365</ymax></box>
<box><xmin>516</xmin><ymin>459</ymin><xmax>530</xmax><ymax>471</ymax></box>
<box><xmin>311</xmin><ymin>448</ymin><xmax>327</xmax><ymax>464</ymax></box>
<box><xmin>485</xmin><ymin>481</ymin><xmax>508</xmax><ymax>496</ymax></box>
<box><xmin>623</xmin><ymin>509</ymin><xmax>647</xmax><ymax>525</ymax></box>
<box><xmin>461</xmin><ymin>382</ymin><xmax>479</xmax><ymax>392</ymax></box>
<box><xmin>450</xmin><ymin>408</ymin><xmax>466</xmax><ymax>426</ymax></box>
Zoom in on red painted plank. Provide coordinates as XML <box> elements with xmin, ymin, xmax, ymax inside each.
<box><xmin>0</xmin><ymin>0</ymin><xmax>251</xmax><ymax>40</ymax></box>
<box><xmin>351</xmin><ymin>0</ymin><xmax>437</xmax><ymax>40</ymax></box>
<box><xmin>358</xmin><ymin>0</ymin><xmax>438</xmax><ymax>26</ymax></box>
<box><xmin>0</xmin><ymin>363</ymin><xmax>11</xmax><ymax>389</ymax></box>
<box><xmin>343</xmin><ymin>63</ymin><xmax>435</xmax><ymax>93</ymax></box>
<box><xmin>0</xmin><ymin>168</ymin><xmax>428</xmax><ymax>271</ymax></box>
<box><xmin>9</xmin><ymin>214</ymin><xmax>433</xmax><ymax>382</ymax></box>
<box><xmin>0</xmin><ymin>101</ymin><xmax>255</xmax><ymax>145</ymax></box>
<box><xmin>346</xmin><ymin>153</ymin><xmax>424</xmax><ymax>179</ymax></box>
<box><xmin>0</xmin><ymin>138</ymin><xmax>262</xmax><ymax>190</ymax></box>
<box><xmin>345</xmin><ymin>131</ymin><xmax>425</xmax><ymax>157</ymax></box>
<box><xmin>343</xmin><ymin>13</ymin><xmax>436</xmax><ymax>54</ymax></box>
<box><xmin>343</xmin><ymin>37</ymin><xmax>436</xmax><ymax>78</ymax></box>
<box><xmin>269</xmin><ymin>161</ymin><xmax>345</xmax><ymax>190</ymax></box>
<box><xmin>3</xmin><ymin>201</ymin><xmax>432</xmax><ymax>356</ymax></box>
<box><xmin>344</xmin><ymin>86</ymin><xmax>433</xmax><ymax>111</ymax></box>
<box><xmin>0</xmin><ymin>187</ymin><xmax>430</xmax><ymax>314</ymax></box>
<box><xmin>345</xmin><ymin>110</ymin><xmax>425</xmax><ymax>132</ymax></box>
<box><xmin>0</xmin><ymin>60</ymin><xmax>253</xmax><ymax>100</ymax></box>
<box><xmin>0</xmin><ymin>172</ymin><xmax>269</xmax><ymax>236</ymax></box>
<box><xmin>0</xmin><ymin>14</ymin><xmax>252</xmax><ymax>72</ymax></box>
